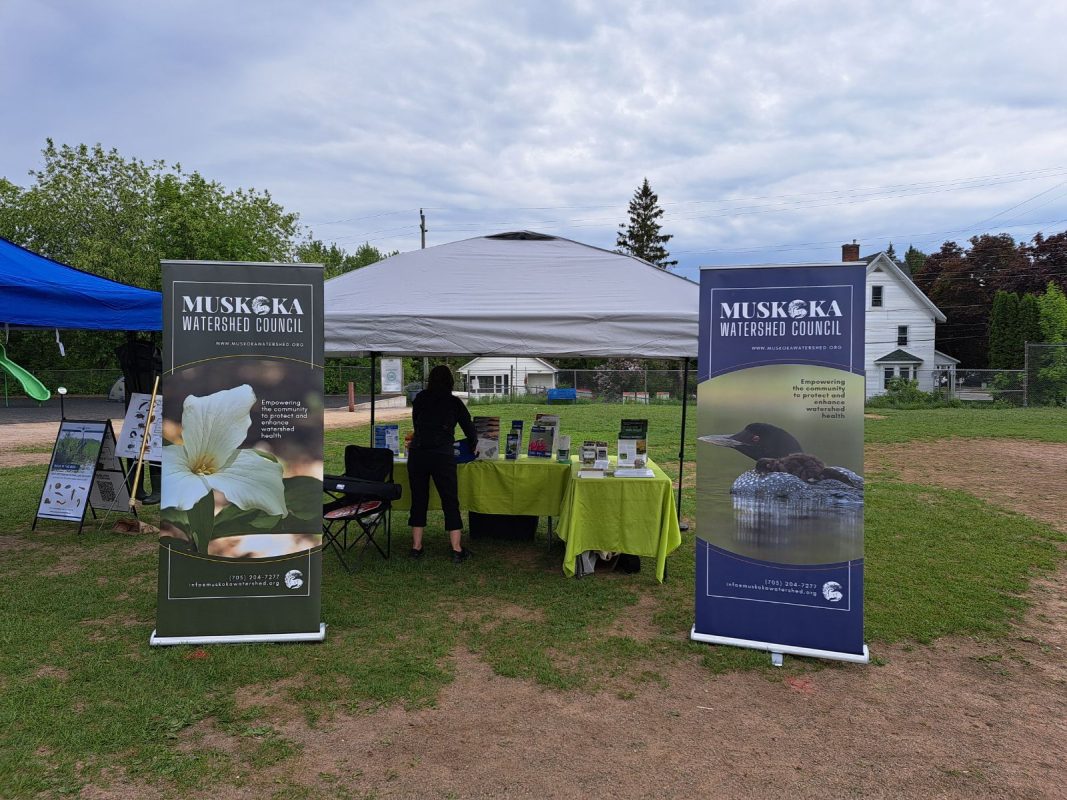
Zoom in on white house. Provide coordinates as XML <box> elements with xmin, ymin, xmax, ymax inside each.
<box><xmin>457</xmin><ymin>356</ymin><xmax>558</xmax><ymax>397</ymax></box>
<box><xmin>850</xmin><ymin>244</ymin><xmax>959</xmax><ymax>397</ymax></box>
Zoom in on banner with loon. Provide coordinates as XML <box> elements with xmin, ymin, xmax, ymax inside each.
<box><xmin>152</xmin><ymin>260</ymin><xmax>325</xmax><ymax>645</ymax></box>
<box><xmin>691</xmin><ymin>263</ymin><xmax>869</xmax><ymax>664</ymax></box>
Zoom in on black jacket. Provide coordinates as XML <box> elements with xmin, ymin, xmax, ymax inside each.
<box><xmin>410</xmin><ymin>389</ymin><xmax>478</xmax><ymax>454</ymax></box>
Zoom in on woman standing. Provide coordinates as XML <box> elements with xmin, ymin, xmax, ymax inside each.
<box><xmin>407</xmin><ymin>365</ymin><xmax>477</xmax><ymax>562</ymax></box>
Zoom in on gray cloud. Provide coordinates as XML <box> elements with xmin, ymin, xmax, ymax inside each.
<box><xmin>2</xmin><ymin>0</ymin><xmax>1065</xmax><ymax>278</ymax></box>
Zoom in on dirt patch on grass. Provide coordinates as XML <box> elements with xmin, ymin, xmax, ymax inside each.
<box><xmin>606</xmin><ymin>591</ymin><xmax>662</xmax><ymax>642</ymax></box>
<box><xmin>451</xmin><ymin>600</ymin><xmax>547</xmax><ymax>631</ymax></box>
<box><xmin>871</xmin><ymin>438</ymin><xmax>1067</xmax><ymax>533</ymax></box>
<box><xmin>33</xmin><ymin>665</ymin><xmax>70</xmax><ymax>681</ymax></box>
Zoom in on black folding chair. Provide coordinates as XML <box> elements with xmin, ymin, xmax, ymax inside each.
<box><xmin>322</xmin><ymin>445</ymin><xmax>401</xmax><ymax>572</ymax></box>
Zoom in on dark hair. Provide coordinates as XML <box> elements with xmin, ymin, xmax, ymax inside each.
<box><xmin>426</xmin><ymin>364</ymin><xmax>455</xmax><ymax>393</ymax></box>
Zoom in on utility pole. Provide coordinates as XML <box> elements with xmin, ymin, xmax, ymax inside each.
<box><xmin>420</xmin><ymin>209</ymin><xmax>429</xmax><ymax>388</ymax></box>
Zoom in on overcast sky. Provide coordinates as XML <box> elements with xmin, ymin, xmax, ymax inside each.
<box><xmin>2</xmin><ymin>0</ymin><xmax>1066</xmax><ymax>279</ymax></box>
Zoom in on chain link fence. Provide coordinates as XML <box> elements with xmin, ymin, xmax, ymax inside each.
<box><xmin>928</xmin><ymin>369</ymin><xmax>1025</xmax><ymax>405</ymax></box>
<box><xmin>464</xmin><ymin>368</ymin><xmax>697</xmax><ymax>405</ymax></box>
<box><xmin>11</xmin><ymin>363</ymin><xmax>702</xmax><ymax>407</ymax></box>
<box><xmin>1025</xmin><ymin>343</ymin><xmax>1067</xmax><ymax>407</ymax></box>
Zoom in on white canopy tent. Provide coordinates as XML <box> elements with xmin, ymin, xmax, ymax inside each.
<box><xmin>323</xmin><ymin>231</ymin><xmax>698</xmax><ymax>359</ymax></box>
<box><xmin>322</xmin><ymin>231</ymin><xmax>699</xmax><ymax>528</ymax></box>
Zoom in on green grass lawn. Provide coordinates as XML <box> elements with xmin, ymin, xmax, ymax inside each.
<box><xmin>0</xmin><ymin>403</ymin><xmax>1064</xmax><ymax>796</ymax></box>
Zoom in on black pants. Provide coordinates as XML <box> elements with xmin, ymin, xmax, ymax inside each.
<box><xmin>406</xmin><ymin>448</ymin><xmax>463</xmax><ymax>531</ymax></box>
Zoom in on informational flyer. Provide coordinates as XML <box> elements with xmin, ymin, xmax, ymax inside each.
<box><xmin>116</xmin><ymin>392</ymin><xmax>163</xmax><ymax>462</ymax></box>
<box><xmin>36</xmin><ymin>421</ymin><xmax>106</xmax><ymax>523</ymax></box>
<box><xmin>380</xmin><ymin>357</ymin><xmax>403</xmax><ymax>393</ymax></box>
<box><xmin>691</xmin><ymin>263</ymin><xmax>868</xmax><ymax>663</ymax></box>
<box><xmin>153</xmin><ymin>260</ymin><xmax>325</xmax><ymax>644</ymax></box>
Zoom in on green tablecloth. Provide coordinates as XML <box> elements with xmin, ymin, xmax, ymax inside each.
<box><xmin>391</xmin><ymin>455</ymin><xmax>571</xmax><ymax>517</ymax></box>
<box><xmin>555</xmin><ymin>458</ymin><xmax>682</xmax><ymax>582</ymax></box>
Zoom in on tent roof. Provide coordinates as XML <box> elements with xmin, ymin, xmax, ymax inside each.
<box><xmin>0</xmin><ymin>237</ymin><xmax>161</xmax><ymax>330</ymax></box>
<box><xmin>324</xmin><ymin>231</ymin><xmax>698</xmax><ymax>358</ymax></box>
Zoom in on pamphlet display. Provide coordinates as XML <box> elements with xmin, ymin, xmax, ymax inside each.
<box><xmin>153</xmin><ymin>259</ymin><xmax>325</xmax><ymax>645</ymax></box>
<box><xmin>374</xmin><ymin>424</ymin><xmax>401</xmax><ymax>456</ymax></box>
<box><xmin>473</xmin><ymin>416</ymin><xmax>501</xmax><ymax>460</ymax></box>
<box><xmin>617</xmin><ymin>418</ymin><xmax>649</xmax><ymax>468</ymax></box>
<box><xmin>692</xmin><ymin>262</ymin><xmax>868</xmax><ymax>664</ymax></box>
<box><xmin>116</xmin><ymin>392</ymin><xmax>163</xmax><ymax>462</ymax></box>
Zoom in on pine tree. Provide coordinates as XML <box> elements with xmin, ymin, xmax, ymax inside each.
<box><xmin>1019</xmin><ymin>293</ymin><xmax>1043</xmax><ymax>347</ymax></box>
<box><xmin>885</xmin><ymin>241</ymin><xmax>897</xmax><ymax>262</ymax></box>
<box><xmin>988</xmin><ymin>291</ymin><xmax>1021</xmax><ymax>369</ymax></box>
<box><xmin>904</xmin><ymin>245</ymin><xmax>926</xmax><ymax>278</ymax></box>
<box><xmin>616</xmin><ymin>178</ymin><xmax>677</xmax><ymax>269</ymax></box>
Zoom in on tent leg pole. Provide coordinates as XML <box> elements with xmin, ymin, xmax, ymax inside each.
<box><xmin>370</xmin><ymin>352</ymin><xmax>377</xmax><ymax>445</ymax></box>
<box><xmin>677</xmin><ymin>357</ymin><xmax>690</xmax><ymax>530</ymax></box>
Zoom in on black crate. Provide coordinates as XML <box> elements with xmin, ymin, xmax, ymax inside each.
<box><xmin>468</xmin><ymin>511</ymin><xmax>538</xmax><ymax>541</ymax></box>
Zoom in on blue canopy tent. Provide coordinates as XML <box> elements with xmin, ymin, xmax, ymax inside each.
<box><xmin>0</xmin><ymin>236</ymin><xmax>161</xmax><ymax>331</ymax></box>
<box><xmin>0</xmin><ymin>236</ymin><xmax>161</xmax><ymax>402</ymax></box>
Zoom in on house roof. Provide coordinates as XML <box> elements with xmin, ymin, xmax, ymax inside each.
<box><xmin>875</xmin><ymin>348</ymin><xmax>923</xmax><ymax>363</ymax></box>
<box><xmin>934</xmin><ymin>349</ymin><xmax>961</xmax><ymax>365</ymax></box>
<box><xmin>457</xmin><ymin>356</ymin><xmax>558</xmax><ymax>373</ymax></box>
<box><xmin>865</xmin><ymin>252</ymin><xmax>946</xmax><ymax>323</ymax></box>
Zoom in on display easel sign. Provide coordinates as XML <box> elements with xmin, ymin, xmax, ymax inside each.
<box><xmin>34</xmin><ymin>420</ymin><xmax>128</xmax><ymax>533</ymax></box>
<box><xmin>90</xmin><ymin>419</ymin><xmax>132</xmax><ymax>515</ymax></box>
<box><xmin>116</xmin><ymin>392</ymin><xmax>163</xmax><ymax>463</ymax></box>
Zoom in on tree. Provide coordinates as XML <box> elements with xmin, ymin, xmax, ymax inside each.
<box><xmin>885</xmin><ymin>241</ymin><xmax>897</xmax><ymax>262</ymax></box>
<box><xmin>987</xmin><ymin>291</ymin><xmax>1021</xmax><ymax>369</ymax></box>
<box><xmin>1037</xmin><ymin>282</ymin><xmax>1067</xmax><ymax>343</ymax></box>
<box><xmin>0</xmin><ymin>140</ymin><xmax>303</xmax><ymax>373</ymax></box>
<box><xmin>1032</xmin><ymin>282</ymin><xmax>1067</xmax><ymax>404</ymax></box>
<box><xmin>1027</xmin><ymin>232</ymin><xmax>1067</xmax><ymax>295</ymax></box>
<box><xmin>295</xmin><ymin>238</ymin><xmax>396</xmax><ymax>280</ymax></box>
<box><xmin>1019</xmin><ymin>292</ymin><xmax>1043</xmax><ymax>347</ymax></box>
<box><xmin>616</xmin><ymin>178</ymin><xmax>677</xmax><ymax>269</ymax></box>
<box><xmin>904</xmin><ymin>245</ymin><xmax>926</xmax><ymax>278</ymax></box>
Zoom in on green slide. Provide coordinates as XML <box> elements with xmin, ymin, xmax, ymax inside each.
<box><xmin>0</xmin><ymin>342</ymin><xmax>51</xmax><ymax>402</ymax></box>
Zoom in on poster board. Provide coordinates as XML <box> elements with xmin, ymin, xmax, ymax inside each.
<box><xmin>35</xmin><ymin>420</ymin><xmax>129</xmax><ymax>531</ymax></box>
<box><xmin>116</xmin><ymin>392</ymin><xmax>163</xmax><ymax>462</ymax></box>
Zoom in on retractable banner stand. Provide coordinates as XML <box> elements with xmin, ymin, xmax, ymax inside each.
<box><xmin>691</xmin><ymin>263</ymin><xmax>869</xmax><ymax>664</ymax></box>
<box><xmin>152</xmin><ymin>260</ymin><xmax>326</xmax><ymax>645</ymax></box>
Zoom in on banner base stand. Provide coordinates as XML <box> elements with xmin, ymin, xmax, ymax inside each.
<box><xmin>690</xmin><ymin>626</ymin><xmax>869</xmax><ymax>666</ymax></box>
<box><xmin>150</xmin><ymin>623</ymin><xmax>326</xmax><ymax>647</ymax></box>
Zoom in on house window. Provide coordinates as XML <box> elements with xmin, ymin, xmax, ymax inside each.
<box><xmin>899</xmin><ymin>366</ymin><xmax>911</xmax><ymax>381</ymax></box>
<box><xmin>897</xmin><ymin>325</ymin><xmax>908</xmax><ymax>346</ymax></box>
<box><xmin>871</xmin><ymin>286</ymin><xmax>884</xmax><ymax>307</ymax></box>
<box><xmin>884</xmin><ymin>367</ymin><xmax>894</xmax><ymax>389</ymax></box>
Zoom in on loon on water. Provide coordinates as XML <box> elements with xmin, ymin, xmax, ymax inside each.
<box><xmin>699</xmin><ymin>422</ymin><xmax>863</xmax><ymax>502</ymax></box>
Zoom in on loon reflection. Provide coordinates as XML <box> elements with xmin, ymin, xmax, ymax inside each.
<box><xmin>700</xmin><ymin>422</ymin><xmax>863</xmax><ymax>504</ymax></box>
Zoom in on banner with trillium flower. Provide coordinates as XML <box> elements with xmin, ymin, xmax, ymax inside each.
<box><xmin>152</xmin><ymin>260</ymin><xmax>325</xmax><ymax>644</ymax></box>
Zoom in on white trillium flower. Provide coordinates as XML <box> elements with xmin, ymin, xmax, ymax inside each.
<box><xmin>162</xmin><ymin>384</ymin><xmax>286</xmax><ymax>517</ymax></box>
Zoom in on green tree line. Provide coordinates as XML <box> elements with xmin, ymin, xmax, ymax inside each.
<box><xmin>0</xmin><ymin>140</ymin><xmax>392</xmax><ymax>378</ymax></box>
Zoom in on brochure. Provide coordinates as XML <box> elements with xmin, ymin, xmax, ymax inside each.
<box><xmin>533</xmin><ymin>412</ymin><xmax>560</xmax><ymax>453</ymax></box>
<box><xmin>505</xmin><ymin>431</ymin><xmax>520</xmax><ymax>460</ymax></box>
<box><xmin>373</xmin><ymin>423</ymin><xmax>401</xmax><ymax>457</ymax></box>
<box><xmin>527</xmin><ymin>425</ymin><xmax>553</xmax><ymax>458</ymax></box>
<box><xmin>473</xmin><ymin>416</ymin><xmax>501</xmax><ymax>460</ymax></box>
